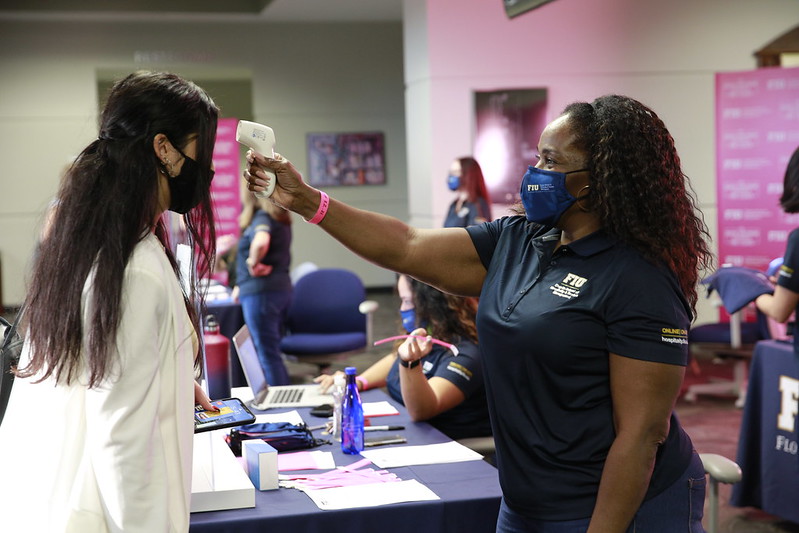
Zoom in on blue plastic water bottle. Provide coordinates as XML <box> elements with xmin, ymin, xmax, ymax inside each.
<box><xmin>341</xmin><ymin>367</ymin><xmax>364</xmax><ymax>454</ymax></box>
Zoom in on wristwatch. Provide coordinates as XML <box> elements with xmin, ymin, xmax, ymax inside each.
<box><xmin>399</xmin><ymin>358</ymin><xmax>421</xmax><ymax>369</ymax></box>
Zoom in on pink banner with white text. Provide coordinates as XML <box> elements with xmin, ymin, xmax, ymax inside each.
<box><xmin>212</xmin><ymin>117</ymin><xmax>242</xmax><ymax>239</ymax></box>
<box><xmin>715</xmin><ymin>67</ymin><xmax>799</xmax><ymax>273</ymax></box>
<box><xmin>210</xmin><ymin>117</ymin><xmax>242</xmax><ymax>284</ymax></box>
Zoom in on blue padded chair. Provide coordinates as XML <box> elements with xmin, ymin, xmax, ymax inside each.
<box><xmin>280</xmin><ymin>268</ymin><xmax>378</xmax><ymax>374</ymax></box>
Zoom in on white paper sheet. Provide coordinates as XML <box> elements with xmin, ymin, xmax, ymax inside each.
<box><xmin>303</xmin><ymin>479</ymin><xmax>439</xmax><ymax>510</ymax></box>
<box><xmin>362</xmin><ymin>401</ymin><xmax>400</xmax><ymax>417</ymax></box>
<box><xmin>360</xmin><ymin>440</ymin><xmax>483</xmax><ymax>468</ymax></box>
<box><xmin>253</xmin><ymin>410</ymin><xmax>305</xmax><ymax>425</ymax></box>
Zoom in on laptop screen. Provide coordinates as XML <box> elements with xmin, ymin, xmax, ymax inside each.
<box><xmin>232</xmin><ymin>325</ymin><xmax>269</xmax><ymax>404</ymax></box>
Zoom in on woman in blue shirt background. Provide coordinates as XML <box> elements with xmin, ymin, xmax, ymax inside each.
<box><xmin>233</xmin><ymin>188</ymin><xmax>293</xmax><ymax>385</ymax></box>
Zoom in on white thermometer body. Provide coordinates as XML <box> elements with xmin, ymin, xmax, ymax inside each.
<box><xmin>236</xmin><ymin>120</ymin><xmax>276</xmax><ymax>198</ymax></box>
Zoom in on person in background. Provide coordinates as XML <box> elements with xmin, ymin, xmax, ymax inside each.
<box><xmin>1</xmin><ymin>71</ymin><xmax>219</xmax><ymax>532</ymax></box>
<box><xmin>245</xmin><ymin>93</ymin><xmax>712</xmax><ymax>532</ymax></box>
<box><xmin>315</xmin><ymin>274</ymin><xmax>491</xmax><ymax>441</ymax></box>
<box><xmin>444</xmin><ymin>156</ymin><xmax>492</xmax><ymax>227</ymax></box>
<box><xmin>756</xmin><ymin>146</ymin><xmax>799</xmax><ymax>346</ymax></box>
<box><xmin>232</xmin><ymin>181</ymin><xmax>293</xmax><ymax>385</ymax></box>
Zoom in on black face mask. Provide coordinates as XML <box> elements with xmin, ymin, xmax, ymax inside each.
<box><xmin>167</xmin><ymin>147</ymin><xmax>213</xmax><ymax>215</ymax></box>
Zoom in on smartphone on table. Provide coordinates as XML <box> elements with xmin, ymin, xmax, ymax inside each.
<box><xmin>194</xmin><ymin>397</ymin><xmax>256</xmax><ymax>433</ymax></box>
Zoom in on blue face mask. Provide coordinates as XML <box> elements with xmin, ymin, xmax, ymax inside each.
<box><xmin>520</xmin><ymin>166</ymin><xmax>588</xmax><ymax>226</ymax></box>
<box><xmin>447</xmin><ymin>175</ymin><xmax>460</xmax><ymax>191</ymax></box>
<box><xmin>400</xmin><ymin>308</ymin><xmax>417</xmax><ymax>334</ymax></box>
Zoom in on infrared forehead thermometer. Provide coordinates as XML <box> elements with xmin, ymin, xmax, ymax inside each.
<box><xmin>236</xmin><ymin>120</ymin><xmax>276</xmax><ymax>198</ymax></box>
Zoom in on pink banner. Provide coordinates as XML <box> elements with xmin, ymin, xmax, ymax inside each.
<box><xmin>210</xmin><ymin>117</ymin><xmax>241</xmax><ymax>284</ymax></box>
<box><xmin>715</xmin><ymin>67</ymin><xmax>799</xmax><ymax>273</ymax></box>
<box><xmin>212</xmin><ymin>117</ymin><xmax>242</xmax><ymax>238</ymax></box>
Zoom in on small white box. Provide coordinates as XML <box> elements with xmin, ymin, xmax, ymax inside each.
<box><xmin>243</xmin><ymin>440</ymin><xmax>279</xmax><ymax>491</ymax></box>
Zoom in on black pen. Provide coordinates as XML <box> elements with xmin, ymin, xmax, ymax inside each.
<box><xmin>364</xmin><ymin>425</ymin><xmax>405</xmax><ymax>432</ymax></box>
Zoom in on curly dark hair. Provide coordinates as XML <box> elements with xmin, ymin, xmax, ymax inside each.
<box><xmin>408</xmin><ymin>277</ymin><xmax>478</xmax><ymax>344</ymax></box>
<box><xmin>561</xmin><ymin>95</ymin><xmax>712</xmax><ymax>313</ymax></box>
<box><xmin>21</xmin><ymin>71</ymin><xmax>219</xmax><ymax>387</ymax></box>
<box><xmin>780</xmin><ymin>146</ymin><xmax>799</xmax><ymax>213</ymax></box>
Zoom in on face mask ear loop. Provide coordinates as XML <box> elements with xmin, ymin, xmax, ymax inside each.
<box><xmin>576</xmin><ymin>185</ymin><xmax>592</xmax><ymax>212</ymax></box>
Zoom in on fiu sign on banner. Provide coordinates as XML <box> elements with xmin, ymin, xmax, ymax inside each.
<box><xmin>715</xmin><ymin>67</ymin><xmax>799</xmax><ymax>271</ymax></box>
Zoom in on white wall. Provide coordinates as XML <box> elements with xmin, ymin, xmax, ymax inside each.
<box><xmin>0</xmin><ymin>19</ymin><xmax>406</xmax><ymax>306</ymax></box>
<box><xmin>403</xmin><ymin>0</ymin><xmax>798</xmax><ymax>324</ymax></box>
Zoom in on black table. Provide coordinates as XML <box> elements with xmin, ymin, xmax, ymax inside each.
<box><xmin>189</xmin><ymin>389</ymin><xmax>502</xmax><ymax>533</ymax></box>
<box><xmin>730</xmin><ymin>339</ymin><xmax>799</xmax><ymax>524</ymax></box>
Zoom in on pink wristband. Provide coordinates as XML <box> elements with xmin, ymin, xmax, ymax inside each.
<box><xmin>356</xmin><ymin>376</ymin><xmax>369</xmax><ymax>391</ymax></box>
<box><xmin>306</xmin><ymin>191</ymin><xmax>330</xmax><ymax>225</ymax></box>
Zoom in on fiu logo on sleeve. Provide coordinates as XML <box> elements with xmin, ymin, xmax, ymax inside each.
<box><xmin>776</xmin><ymin>375</ymin><xmax>799</xmax><ymax>455</ymax></box>
<box><xmin>661</xmin><ymin>327</ymin><xmax>688</xmax><ymax>345</ymax></box>
<box><xmin>550</xmin><ymin>273</ymin><xmax>587</xmax><ymax>300</ymax></box>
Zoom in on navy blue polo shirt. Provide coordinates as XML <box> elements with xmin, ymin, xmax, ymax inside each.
<box><xmin>236</xmin><ymin>210</ymin><xmax>292</xmax><ymax>296</ymax></box>
<box><xmin>443</xmin><ymin>198</ymin><xmax>491</xmax><ymax>228</ymax></box>
<box><xmin>466</xmin><ymin>216</ymin><xmax>694</xmax><ymax>521</ymax></box>
<box><xmin>385</xmin><ymin>339</ymin><xmax>492</xmax><ymax>441</ymax></box>
<box><xmin>776</xmin><ymin>227</ymin><xmax>799</xmax><ymax>353</ymax></box>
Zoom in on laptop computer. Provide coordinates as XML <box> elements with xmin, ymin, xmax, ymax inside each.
<box><xmin>232</xmin><ymin>324</ymin><xmax>333</xmax><ymax>410</ymax></box>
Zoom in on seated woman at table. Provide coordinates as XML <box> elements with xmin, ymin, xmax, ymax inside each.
<box><xmin>314</xmin><ymin>274</ymin><xmax>492</xmax><ymax>441</ymax></box>
<box><xmin>757</xmin><ymin>146</ymin><xmax>799</xmax><ymax>347</ymax></box>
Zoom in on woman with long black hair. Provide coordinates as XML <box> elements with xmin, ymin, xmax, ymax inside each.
<box><xmin>1</xmin><ymin>70</ymin><xmax>219</xmax><ymax>532</ymax></box>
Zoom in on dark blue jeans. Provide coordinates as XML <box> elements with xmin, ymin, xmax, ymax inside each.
<box><xmin>496</xmin><ymin>450</ymin><xmax>706</xmax><ymax>533</ymax></box>
<box><xmin>240</xmin><ymin>289</ymin><xmax>292</xmax><ymax>386</ymax></box>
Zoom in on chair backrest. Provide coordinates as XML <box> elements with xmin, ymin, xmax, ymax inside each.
<box><xmin>285</xmin><ymin>268</ymin><xmax>366</xmax><ymax>334</ymax></box>
<box><xmin>290</xmin><ymin>261</ymin><xmax>319</xmax><ymax>285</ymax></box>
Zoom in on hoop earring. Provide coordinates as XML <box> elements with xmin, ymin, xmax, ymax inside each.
<box><xmin>161</xmin><ymin>159</ymin><xmax>174</xmax><ymax>177</ymax></box>
<box><xmin>576</xmin><ymin>185</ymin><xmax>591</xmax><ymax>212</ymax></box>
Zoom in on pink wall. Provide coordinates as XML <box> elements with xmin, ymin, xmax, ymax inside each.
<box><xmin>403</xmin><ymin>0</ymin><xmax>798</xmax><ymax>323</ymax></box>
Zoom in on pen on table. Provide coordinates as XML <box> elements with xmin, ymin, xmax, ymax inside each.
<box><xmin>364</xmin><ymin>425</ymin><xmax>405</xmax><ymax>432</ymax></box>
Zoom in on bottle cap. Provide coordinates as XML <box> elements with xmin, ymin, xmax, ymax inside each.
<box><xmin>344</xmin><ymin>366</ymin><xmax>357</xmax><ymax>375</ymax></box>
<box><xmin>204</xmin><ymin>315</ymin><xmax>220</xmax><ymax>333</ymax></box>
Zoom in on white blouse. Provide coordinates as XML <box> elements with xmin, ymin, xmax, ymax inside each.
<box><xmin>0</xmin><ymin>233</ymin><xmax>198</xmax><ymax>532</ymax></box>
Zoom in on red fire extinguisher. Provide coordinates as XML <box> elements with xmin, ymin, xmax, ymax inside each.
<box><xmin>203</xmin><ymin>314</ymin><xmax>231</xmax><ymax>401</ymax></box>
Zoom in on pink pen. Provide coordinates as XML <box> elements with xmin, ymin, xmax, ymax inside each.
<box><xmin>373</xmin><ymin>335</ymin><xmax>459</xmax><ymax>356</ymax></box>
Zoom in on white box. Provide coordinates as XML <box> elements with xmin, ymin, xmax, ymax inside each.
<box><xmin>243</xmin><ymin>440</ymin><xmax>279</xmax><ymax>491</ymax></box>
<box><xmin>191</xmin><ymin>431</ymin><xmax>255</xmax><ymax>513</ymax></box>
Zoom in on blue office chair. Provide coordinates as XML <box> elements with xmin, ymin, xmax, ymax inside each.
<box><xmin>280</xmin><ymin>268</ymin><xmax>378</xmax><ymax>374</ymax></box>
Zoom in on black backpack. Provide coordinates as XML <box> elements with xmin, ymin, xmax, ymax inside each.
<box><xmin>0</xmin><ymin>310</ymin><xmax>24</xmax><ymax>428</ymax></box>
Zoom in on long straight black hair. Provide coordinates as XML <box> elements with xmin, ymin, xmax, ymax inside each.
<box><xmin>20</xmin><ymin>71</ymin><xmax>219</xmax><ymax>387</ymax></box>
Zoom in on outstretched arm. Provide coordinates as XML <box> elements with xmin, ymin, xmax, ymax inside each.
<box><xmin>245</xmin><ymin>152</ymin><xmax>487</xmax><ymax>297</ymax></box>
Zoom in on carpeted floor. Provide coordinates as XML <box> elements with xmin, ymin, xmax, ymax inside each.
<box><xmin>285</xmin><ymin>287</ymin><xmax>799</xmax><ymax>533</ymax></box>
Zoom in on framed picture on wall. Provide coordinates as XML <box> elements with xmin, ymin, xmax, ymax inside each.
<box><xmin>474</xmin><ymin>88</ymin><xmax>548</xmax><ymax>205</ymax></box>
<box><xmin>306</xmin><ymin>131</ymin><xmax>386</xmax><ymax>186</ymax></box>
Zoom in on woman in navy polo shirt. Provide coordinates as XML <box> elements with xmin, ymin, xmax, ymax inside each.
<box><xmin>756</xmin><ymin>146</ymin><xmax>799</xmax><ymax>345</ymax></box>
<box><xmin>244</xmin><ymin>94</ymin><xmax>712</xmax><ymax>532</ymax></box>
<box><xmin>315</xmin><ymin>275</ymin><xmax>491</xmax><ymax>441</ymax></box>
<box><xmin>444</xmin><ymin>156</ymin><xmax>493</xmax><ymax>228</ymax></box>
